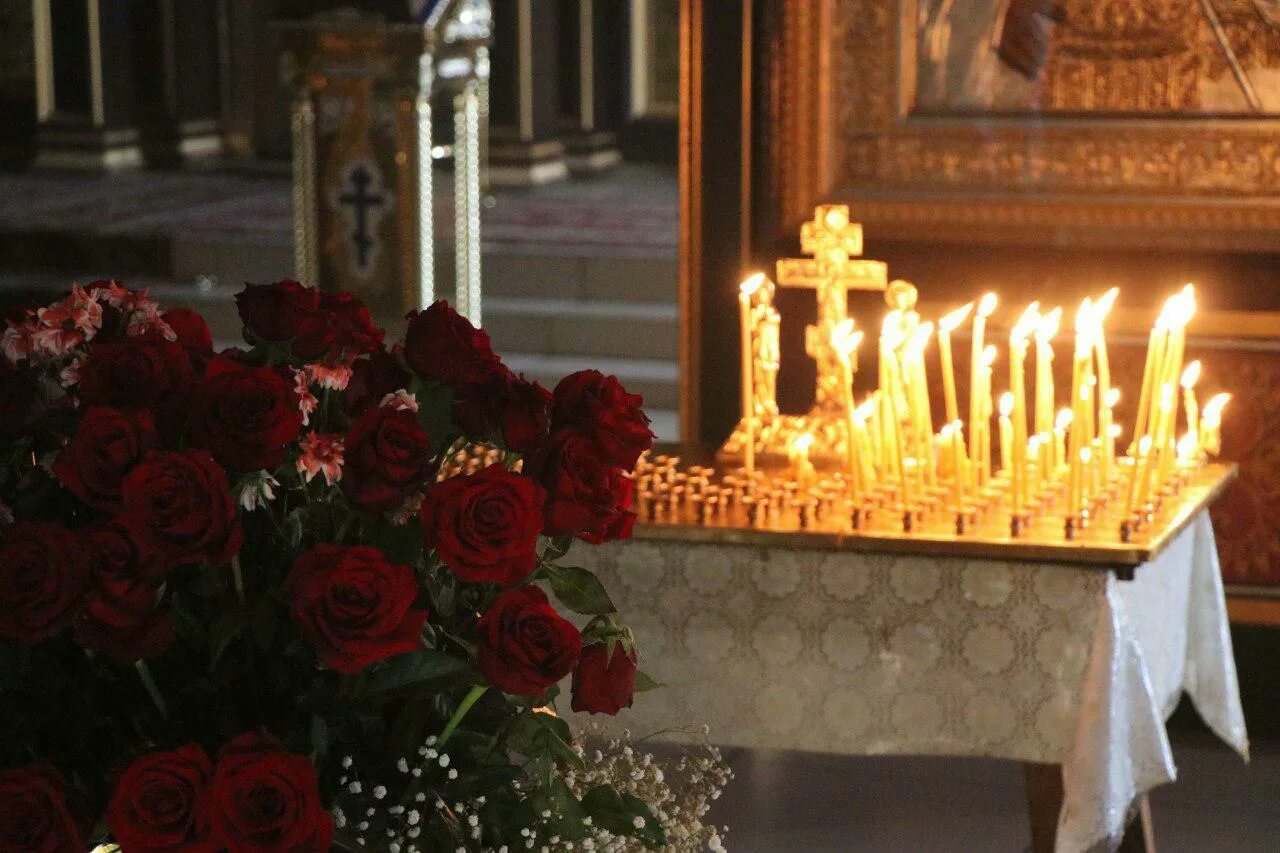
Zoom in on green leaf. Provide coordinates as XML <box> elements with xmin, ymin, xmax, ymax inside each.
<box><xmin>310</xmin><ymin>714</ymin><xmax>329</xmax><ymax>759</ymax></box>
<box><xmin>543</xmin><ymin>535</ymin><xmax>574</xmax><ymax>562</ymax></box>
<box><xmin>507</xmin><ymin>712</ymin><xmax>584</xmax><ymax>769</ymax></box>
<box><xmin>633</xmin><ymin>671</ymin><xmax>664</xmax><ymax>693</ymax></box>
<box><xmin>544</xmin><ymin>565</ymin><xmax>616</xmax><ymax>616</ymax></box>
<box><xmin>363</xmin><ymin>649</ymin><xmax>471</xmax><ymax>695</ymax></box>
<box><xmin>208</xmin><ymin>611</ymin><xmax>245</xmax><ymax>668</ymax></box>
<box><xmin>581</xmin><ymin>785</ymin><xmax>667</xmax><ymax>848</ymax></box>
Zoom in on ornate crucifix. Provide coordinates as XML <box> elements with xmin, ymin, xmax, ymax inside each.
<box><xmin>776</xmin><ymin>205</ymin><xmax>888</xmax><ymax>416</ymax></box>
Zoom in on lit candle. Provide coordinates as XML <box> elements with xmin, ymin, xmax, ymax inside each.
<box><xmin>1124</xmin><ymin>435</ymin><xmax>1152</xmax><ymax>520</ymax></box>
<box><xmin>1102</xmin><ymin>388</ymin><xmax>1120</xmax><ymax>485</ymax></box>
<box><xmin>999</xmin><ymin>392</ymin><xmax>1021</xmax><ymax>519</ymax></box>
<box><xmin>832</xmin><ymin>320</ymin><xmax>864</xmax><ymax>502</ymax></box>
<box><xmin>738</xmin><ymin>274</ymin><xmax>765</xmax><ymax>475</ymax></box>
<box><xmin>978</xmin><ymin>344</ymin><xmax>998</xmax><ymax>488</ymax></box>
<box><xmin>790</xmin><ymin>432</ymin><xmax>816</xmax><ymax>488</ymax></box>
<box><xmin>1132</xmin><ymin>301</ymin><xmax>1172</xmax><ymax>455</ymax></box>
<box><xmin>907</xmin><ymin>322</ymin><xmax>935</xmax><ymax>484</ymax></box>
<box><xmin>1010</xmin><ymin>303</ymin><xmax>1040</xmax><ymax>500</ymax></box>
<box><xmin>1181</xmin><ymin>360</ymin><xmax>1201</xmax><ymax>458</ymax></box>
<box><xmin>1092</xmin><ymin>289</ymin><xmax>1118</xmax><ymax>467</ymax></box>
<box><xmin>854</xmin><ymin>398</ymin><xmax>878</xmax><ymax>489</ymax></box>
<box><xmin>1202</xmin><ymin>393</ymin><xmax>1230</xmax><ymax>456</ymax></box>
<box><xmin>939</xmin><ymin>303</ymin><xmax>973</xmax><ymax>425</ymax></box>
<box><xmin>1034</xmin><ymin>307</ymin><xmax>1061</xmax><ymax>436</ymax></box>
<box><xmin>1054</xmin><ymin>408</ymin><xmax>1073</xmax><ymax>474</ymax></box>
<box><xmin>969</xmin><ymin>293</ymin><xmax>998</xmax><ymax>475</ymax></box>
<box><xmin>950</xmin><ymin>419</ymin><xmax>966</xmax><ymax>512</ymax></box>
<box><xmin>1138</xmin><ymin>383</ymin><xmax>1175</xmax><ymax>509</ymax></box>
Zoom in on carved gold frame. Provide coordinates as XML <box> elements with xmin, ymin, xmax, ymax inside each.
<box><xmin>766</xmin><ymin>0</ymin><xmax>1280</xmax><ymax>257</ymax></box>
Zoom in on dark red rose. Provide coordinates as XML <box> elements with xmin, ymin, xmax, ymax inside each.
<box><xmin>287</xmin><ymin>544</ymin><xmax>427</xmax><ymax>674</ymax></box>
<box><xmin>343</xmin><ymin>347</ymin><xmax>410</xmax><ymax>417</ymax></box>
<box><xmin>452</xmin><ymin>368</ymin><xmax>552</xmax><ymax>454</ymax></box>
<box><xmin>78</xmin><ymin>335</ymin><xmax>193</xmax><ymax>414</ymax></box>
<box><xmin>341</xmin><ymin>405</ymin><xmax>435</xmax><ymax>512</ymax></box>
<box><xmin>121</xmin><ymin>450</ymin><xmax>242</xmax><ymax>567</ymax></box>
<box><xmin>105</xmin><ymin>745</ymin><xmax>216</xmax><ymax>853</ymax></box>
<box><xmin>475</xmin><ymin>586</ymin><xmax>581</xmax><ymax>696</ymax></box>
<box><xmin>0</xmin><ymin>522</ymin><xmax>91</xmax><ymax>644</ymax></box>
<box><xmin>402</xmin><ymin>300</ymin><xmax>500</xmax><ymax>386</ymax></box>
<box><xmin>85</xmin><ymin>518</ymin><xmax>154</xmax><ymax>581</ymax></box>
<box><xmin>209</xmin><ymin>731</ymin><xmax>333</xmax><ymax>853</ymax></box>
<box><xmin>551</xmin><ymin>370</ymin><xmax>653</xmax><ymax>470</ymax></box>
<box><xmin>0</xmin><ymin>763</ymin><xmax>85</xmax><ymax>852</ymax></box>
<box><xmin>536</xmin><ymin>433</ymin><xmax>636</xmax><ymax>544</ymax></box>
<box><xmin>52</xmin><ymin>406</ymin><xmax>158</xmax><ymax>512</ymax></box>
<box><xmin>234</xmin><ymin>280</ymin><xmax>321</xmax><ymax>344</ymax></box>
<box><xmin>291</xmin><ymin>291</ymin><xmax>383</xmax><ymax>362</ymax></box>
<box><xmin>571</xmin><ymin>639</ymin><xmax>638</xmax><ymax>715</ymax></box>
<box><xmin>0</xmin><ymin>357</ymin><xmax>41</xmax><ymax>440</ymax></box>
<box><xmin>162</xmin><ymin>307</ymin><xmax>214</xmax><ymax>352</ymax></box>
<box><xmin>421</xmin><ymin>464</ymin><xmax>545</xmax><ymax>586</ymax></box>
<box><xmin>74</xmin><ymin>575</ymin><xmax>172</xmax><ymax>663</ymax></box>
<box><xmin>190</xmin><ymin>357</ymin><xmax>304</xmax><ymax>471</ymax></box>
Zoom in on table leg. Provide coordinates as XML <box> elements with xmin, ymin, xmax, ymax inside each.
<box><xmin>1023</xmin><ymin>763</ymin><xmax>1156</xmax><ymax>852</ymax></box>
<box><xmin>1022</xmin><ymin>762</ymin><xmax>1063</xmax><ymax>853</ymax></box>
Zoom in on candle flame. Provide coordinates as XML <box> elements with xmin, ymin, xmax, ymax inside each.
<box><xmin>1180</xmin><ymin>359</ymin><xmax>1201</xmax><ymax>389</ymax></box>
<box><xmin>1178</xmin><ymin>431</ymin><xmax>1197</xmax><ymax>458</ymax></box>
<box><xmin>982</xmin><ymin>344</ymin><xmax>998</xmax><ymax>367</ymax></box>
<box><xmin>1011</xmin><ymin>302</ymin><xmax>1041</xmax><ymax>342</ymax></box>
<box><xmin>1055</xmin><ymin>408</ymin><xmax>1074</xmax><ymax>430</ymax></box>
<box><xmin>999</xmin><ymin>391</ymin><xmax>1014</xmax><ymax>417</ymax></box>
<box><xmin>1158</xmin><ymin>382</ymin><xmax>1175</xmax><ymax>411</ymax></box>
<box><xmin>1138</xmin><ymin>435</ymin><xmax>1152</xmax><ymax>455</ymax></box>
<box><xmin>1110</xmin><ymin>424</ymin><xmax>1122</xmax><ymax>439</ymax></box>
<box><xmin>1075</xmin><ymin>296</ymin><xmax>1094</xmax><ymax>335</ymax></box>
<box><xmin>739</xmin><ymin>273</ymin><xmax>766</xmax><ymax>297</ymax></box>
<box><xmin>1093</xmin><ymin>287</ymin><xmax>1120</xmax><ymax>320</ymax></box>
<box><xmin>1203</xmin><ymin>392</ymin><xmax>1231</xmax><ymax>423</ymax></box>
<box><xmin>1105</xmin><ymin>388</ymin><xmax>1121</xmax><ymax>408</ymax></box>
<box><xmin>793</xmin><ymin>432</ymin><xmax>814</xmax><ymax>453</ymax></box>
<box><xmin>907</xmin><ymin>321</ymin><xmax>934</xmax><ymax>356</ymax></box>
<box><xmin>831</xmin><ymin>318</ymin><xmax>860</xmax><ymax>356</ymax></box>
<box><xmin>977</xmin><ymin>292</ymin><xmax>998</xmax><ymax>318</ymax></box>
<box><xmin>1036</xmin><ymin>307</ymin><xmax>1062</xmax><ymax>342</ymax></box>
<box><xmin>854</xmin><ymin>398</ymin><xmax>876</xmax><ymax>421</ymax></box>
<box><xmin>1080</xmin><ymin>446</ymin><xmax>1092</xmax><ymax>464</ymax></box>
<box><xmin>939</xmin><ymin>302</ymin><xmax>974</xmax><ymax>333</ymax></box>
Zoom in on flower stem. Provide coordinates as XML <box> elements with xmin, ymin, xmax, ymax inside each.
<box><xmin>231</xmin><ymin>556</ymin><xmax>245</xmax><ymax>603</ymax></box>
<box><xmin>438</xmin><ymin>685</ymin><xmax>488</xmax><ymax>746</ymax></box>
<box><xmin>135</xmin><ymin>660</ymin><xmax>168</xmax><ymax>718</ymax></box>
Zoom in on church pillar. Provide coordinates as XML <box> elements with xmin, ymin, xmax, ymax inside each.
<box><xmin>488</xmin><ymin>0</ymin><xmax>569</xmax><ymax>185</ymax></box>
<box><xmin>560</xmin><ymin>0</ymin><xmax>624</xmax><ymax>175</ymax></box>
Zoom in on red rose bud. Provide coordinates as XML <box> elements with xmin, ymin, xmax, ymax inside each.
<box><xmin>421</xmin><ymin>464</ymin><xmax>545</xmax><ymax>587</ymax></box>
<box><xmin>210</xmin><ymin>731</ymin><xmax>333</xmax><ymax>852</ymax></box>
<box><xmin>106</xmin><ymin>745</ymin><xmax>216</xmax><ymax>853</ymax></box>
<box><xmin>162</xmin><ymin>307</ymin><xmax>214</xmax><ymax>352</ymax></box>
<box><xmin>78</xmin><ymin>335</ymin><xmax>194</xmax><ymax>414</ymax></box>
<box><xmin>52</xmin><ymin>406</ymin><xmax>159</xmax><ymax>512</ymax></box>
<box><xmin>121</xmin><ymin>450</ymin><xmax>242</xmax><ymax>568</ymax></box>
<box><xmin>0</xmin><ymin>522</ymin><xmax>91</xmax><ymax>644</ymax></box>
<box><xmin>475</xmin><ymin>586</ymin><xmax>582</xmax><ymax>696</ymax></box>
<box><xmin>551</xmin><ymin>370</ymin><xmax>653</xmax><ymax>471</ymax></box>
<box><xmin>403</xmin><ymin>300</ymin><xmax>500</xmax><ymax>386</ymax></box>
<box><xmin>342</xmin><ymin>346</ymin><xmax>410</xmax><ymax>417</ymax></box>
<box><xmin>292</xmin><ymin>290</ymin><xmax>383</xmax><ymax>362</ymax></box>
<box><xmin>287</xmin><ymin>545</ymin><xmax>427</xmax><ymax>674</ymax></box>
<box><xmin>74</xmin><ymin>576</ymin><xmax>173</xmax><ymax>663</ymax></box>
<box><xmin>190</xmin><ymin>357</ymin><xmax>303</xmax><ymax>471</ymax></box>
<box><xmin>341</xmin><ymin>405</ymin><xmax>435</xmax><ymax>513</ymax></box>
<box><xmin>571</xmin><ymin>639</ymin><xmax>638</xmax><ymax>715</ymax></box>
<box><xmin>233</xmin><ymin>280</ymin><xmax>321</xmax><ymax>343</ymax></box>
<box><xmin>537</xmin><ymin>433</ymin><xmax>637</xmax><ymax>544</ymax></box>
<box><xmin>0</xmin><ymin>764</ymin><xmax>85</xmax><ymax>852</ymax></box>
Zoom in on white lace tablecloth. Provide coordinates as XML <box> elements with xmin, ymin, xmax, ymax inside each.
<box><xmin>571</xmin><ymin>510</ymin><xmax>1247</xmax><ymax>853</ymax></box>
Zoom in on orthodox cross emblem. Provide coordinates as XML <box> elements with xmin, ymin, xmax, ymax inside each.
<box><xmin>776</xmin><ymin>205</ymin><xmax>888</xmax><ymax>415</ymax></box>
<box><xmin>336</xmin><ymin>159</ymin><xmax>389</xmax><ymax>277</ymax></box>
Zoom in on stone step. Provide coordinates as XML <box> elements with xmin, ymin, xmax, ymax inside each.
<box><xmin>483</xmin><ymin>296</ymin><xmax>678</xmax><ymax>361</ymax></box>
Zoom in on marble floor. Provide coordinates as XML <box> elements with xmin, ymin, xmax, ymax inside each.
<box><xmin>707</xmin><ymin>730</ymin><xmax>1280</xmax><ymax>851</ymax></box>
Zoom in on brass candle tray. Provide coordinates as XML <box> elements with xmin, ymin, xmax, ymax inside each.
<box><xmin>632</xmin><ymin>457</ymin><xmax>1236</xmax><ymax>576</ymax></box>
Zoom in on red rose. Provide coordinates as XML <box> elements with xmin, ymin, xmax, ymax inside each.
<box><xmin>421</xmin><ymin>464</ymin><xmax>545</xmax><ymax>586</ymax></box>
<box><xmin>234</xmin><ymin>280</ymin><xmax>321</xmax><ymax>344</ymax></box>
<box><xmin>121</xmin><ymin>450</ymin><xmax>242</xmax><ymax>567</ymax></box>
<box><xmin>453</xmin><ymin>368</ymin><xmax>552</xmax><ymax>454</ymax></box>
<box><xmin>536</xmin><ymin>433</ymin><xmax>636</xmax><ymax>543</ymax></box>
<box><xmin>52</xmin><ymin>406</ymin><xmax>159</xmax><ymax>512</ymax></box>
<box><xmin>291</xmin><ymin>290</ymin><xmax>383</xmax><ymax>362</ymax></box>
<box><xmin>571</xmin><ymin>639</ymin><xmax>638</xmax><ymax>715</ymax></box>
<box><xmin>74</xmin><ymin>575</ymin><xmax>172</xmax><ymax>663</ymax></box>
<box><xmin>190</xmin><ymin>357</ymin><xmax>304</xmax><ymax>471</ymax></box>
<box><xmin>551</xmin><ymin>370</ymin><xmax>653</xmax><ymax>470</ymax></box>
<box><xmin>78</xmin><ymin>335</ymin><xmax>193</xmax><ymax>413</ymax></box>
<box><xmin>341</xmin><ymin>405</ymin><xmax>435</xmax><ymax>512</ymax></box>
<box><xmin>343</xmin><ymin>347</ymin><xmax>410</xmax><ymax>417</ymax></box>
<box><xmin>0</xmin><ymin>763</ymin><xmax>85</xmax><ymax>852</ymax></box>
<box><xmin>162</xmin><ymin>308</ymin><xmax>214</xmax><ymax>352</ymax></box>
<box><xmin>0</xmin><ymin>522</ymin><xmax>90</xmax><ymax>644</ymax></box>
<box><xmin>209</xmin><ymin>731</ymin><xmax>333</xmax><ymax>853</ymax></box>
<box><xmin>105</xmin><ymin>745</ymin><xmax>216</xmax><ymax>853</ymax></box>
<box><xmin>0</xmin><ymin>357</ymin><xmax>41</xmax><ymax>440</ymax></box>
<box><xmin>475</xmin><ymin>586</ymin><xmax>581</xmax><ymax>696</ymax></box>
<box><xmin>402</xmin><ymin>300</ymin><xmax>500</xmax><ymax>386</ymax></box>
<box><xmin>287</xmin><ymin>544</ymin><xmax>427</xmax><ymax>673</ymax></box>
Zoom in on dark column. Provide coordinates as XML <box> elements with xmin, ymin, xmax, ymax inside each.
<box><xmin>33</xmin><ymin>0</ymin><xmax>144</xmax><ymax>168</ymax></box>
<box><xmin>489</xmin><ymin>0</ymin><xmax>568</xmax><ymax>185</ymax></box>
<box><xmin>621</xmin><ymin>0</ymin><xmax>678</xmax><ymax>164</ymax></box>
<box><xmin>0</xmin><ymin>2</ymin><xmax>37</xmax><ymax>167</ymax></box>
<box><xmin>558</xmin><ymin>0</ymin><xmax>622</xmax><ymax>175</ymax></box>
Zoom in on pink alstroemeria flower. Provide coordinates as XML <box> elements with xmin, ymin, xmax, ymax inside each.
<box><xmin>304</xmin><ymin>362</ymin><xmax>353</xmax><ymax>392</ymax></box>
<box><xmin>33</xmin><ymin>284</ymin><xmax>103</xmax><ymax>355</ymax></box>
<box><xmin>297</xmin><ymin>432</ymin><xmax>344</xmax><ymax>486</ymax></box>
<box><xmin>292</xmin><ymin>369</ymin><xmax>319</xmax><ymax>426</ymax></box>
<box><xmin>379</xmin><ymin>389</ymin><xmax>419</xmax><ymax>413</ymax></box>
<box><xmin>1</xmin><ymin>320</ymin><xmax>38</xmax><ymax>362</ymax></box>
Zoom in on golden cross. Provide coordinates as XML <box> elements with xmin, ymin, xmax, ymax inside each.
<box><xmin>776</xmin><ymin>205</ymin><xmax>888</xmax><ymax>413</ymax></box>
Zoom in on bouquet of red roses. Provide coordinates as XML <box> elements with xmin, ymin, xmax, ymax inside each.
<box><xmin>0</xmin><ymin>280</ymin><xmax>663</xmax><ymax>851</ymax></box>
